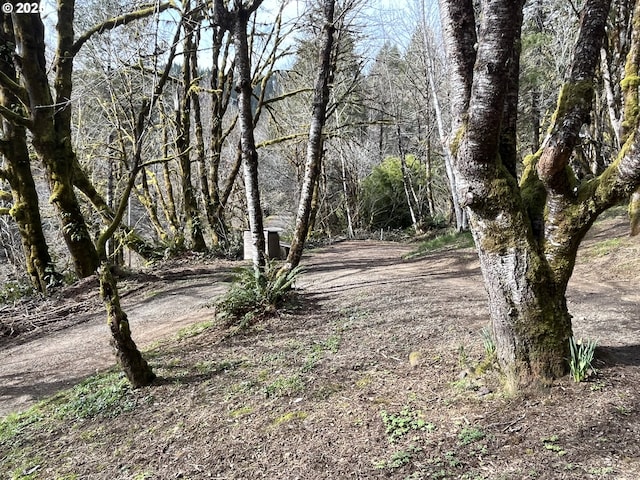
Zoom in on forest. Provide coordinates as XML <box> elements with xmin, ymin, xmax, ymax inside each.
<box><xmin>1</xmin><ymin>0</ymin><xmax>640</xmax><ymax>478</ymax></box>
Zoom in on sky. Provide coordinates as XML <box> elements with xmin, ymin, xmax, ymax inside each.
<box><xmin>35</xmin><ymin>0</ymin><xmax>441</xmax><ymax>72</ymax></box>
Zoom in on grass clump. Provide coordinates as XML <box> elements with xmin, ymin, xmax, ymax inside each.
<box><xmin>405</xmin><ymin>230</ymin><xmax>474</xmax><ymax>259</ymax></box>
<box><xmin>214</xmin><ymin>261</ymin><xmax>302</xmax><ymax>330</ymax></box>
<box><xmin>53</xmin><ymin>371</ymin><xmax>141</xmax><ymax>420</ymax></box>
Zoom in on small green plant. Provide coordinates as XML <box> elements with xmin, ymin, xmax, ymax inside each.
<box><xmin>587</xmin><ymin>466</ymin><xmax>614</xmax><ymax>475</ymax></box>
<box><xmin>542</xmin><ymin>435</ymin><xmax>567</xmax><ymax>456</ymax></box>
<box><xmin>444</xmin><ymin>450</ymin><xmax>461</xmax><ymax>467</ymax></box>
<box><xmin>568</xmin><ymin>336</ymin><xmax>597</xmax><ymax>382</ymax></box>
<box><xmin>215</xmin><ymin>261</ymin><xmax>302</xmax><ymax>330</ymax></box>
<box><xmin>480</xmin><ymin>327</ymin><xmax>496</xmax><ymax>359</ymax></box>
<box><xmin>457</xmin><ymin>426</ymin><xmax>485</xmax><ymax>446</ymax></box>
<box><xmin>374</xmin><ymin>445</ymin><xmax>421</xmax><ymax>470</ymax></box>
<box><xmin>380</xmin><ymin>406</ymin><xmax>433</xmax><ymax>442</ymax></box>
<box><xmin>0</xmin><ymin>280</ymin><xmax>35</xmax><ymax>304</ymax></box>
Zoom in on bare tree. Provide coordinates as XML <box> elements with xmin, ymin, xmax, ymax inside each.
<box><xmin>280</xmin><ymin>0</ymin><xmax>336</xmax><ymax>273</ymax></box>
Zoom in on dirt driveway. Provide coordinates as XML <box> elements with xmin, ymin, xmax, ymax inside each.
<box><xmin>0</xmin><ymin>217</ymin><xmax>639</xmax><ymax>418</ymax></box>
<box><xmin>0</xmin><ymin>262</ymin><xmax>233</xmax><ymax>417</ymax></box>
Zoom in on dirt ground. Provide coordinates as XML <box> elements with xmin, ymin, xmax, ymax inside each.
<box><xmin>0</xmin><ymin>256</ymin><xmax>235</xmax><ymax>417</ymax></box>
<box><xmin>0</xmin><ymin>215</ymin><xmax>639</xmax><ymax>479</ymax></box>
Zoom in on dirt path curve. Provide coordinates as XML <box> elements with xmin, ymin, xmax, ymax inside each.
<box><xmin>1</xmin><ymin>218</ymin><xmax>638</xmax><ymax>418</ymax></box>
<box><xmin>0</xmin><ymin>265</ymin><xmax>233</xmax><ymax>417</ymax></box>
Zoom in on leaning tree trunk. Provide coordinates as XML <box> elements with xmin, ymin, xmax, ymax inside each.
<box><xmin>282</xmin><ymin>0</ymin><xmax>336</xmax><ymax>274</ymax></box>
<box><xmin>98</xmin><ymin>263</ymin><xmax>155</xmax><ymax>387</ymax></box>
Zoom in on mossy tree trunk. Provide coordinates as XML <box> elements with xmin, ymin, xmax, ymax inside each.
<box><xmin>0</xmin><ymin>133</ymin><xmax>57</xmax><ymax>292</ymax></box>
<box><xmin>440</xmin><ymin>0</ymin><xmax>640</xmax><ymax>389</ymax></box>
<box><xmin>10</xmin><ymin>5</ymin><xmax>99</xmax><ymax>277</ymax></box>
<box><xmin>98</xmin><ymin>263</ymin><xmax>155</xmax><ymax>387</ymax></box>
<box><xmin>0</xmin><ymin>16</ymin><xmax>57</xmax><ymax>292</ymax></box>
<box><xmin>175</xmin><ymin>3</ymin><xmax>207</xmax><ymax>253</ymax></box>
<box><xmin>205</xmin><ymin>24</ymin><xmax>236</xmax><ymax>249</ymax></box>
<box><xmin>4</xmin><ymin>1</ymin><xmax>173</xmax><ymax>278</ymax></box>
<box><xmin>212</xmin><ymin>0</ymin><xmax>266</xmax><ymax>271</ymax></box>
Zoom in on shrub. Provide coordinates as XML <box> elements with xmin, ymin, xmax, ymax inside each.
<box><xmin>215</xmin><ymin>261</ymin><xmax>302</xmax><ymax>330</ymax></box>
<box><xmin>360</xmin><ymin>156</ymin><xmax>430</xmax><ymax>231</ymax></box>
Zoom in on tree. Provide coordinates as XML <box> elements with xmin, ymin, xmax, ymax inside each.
<box><xmin>0</xmin><ymin>14</ymin><xmax>57</xmax><ymax>292</ymax></box>
<box><xmin>281</xmin><ymin>0</ymin><xmax>336</xmax><ymax>274</ymax></box>
<box><xmin>212</xmin><ymin>0</ymin><xmax>267</xmax><ymax>272</ymax></box>
<box><xmin>174</xmin><ymin>1</ymin><xmax>207</xmax><ymax>252</ymax></box>
<box><xmin>439</xmin><ymin>0</ymin><xmax>640</xmax><ymax>389</ymax></box>
<box><xmin>360</xmin><ymin>156</ymin><xmax>429</xmax><ymax>230</ymax></box>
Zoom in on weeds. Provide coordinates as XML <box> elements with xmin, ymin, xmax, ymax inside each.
<box><xmin>457</xmin><ymin>426</ymin><xmax>485</xmax><ymax>446</ymax></box>
<box><xmin>542</xmin><ymin>435</ymin><xmax>567</xmax><ymax>456</ymax></box>
<box><xmin>480</xmin><ymin>327</ymin><xmax>496</xmax><ymax>359</ymax></box>
<box><xmin>374</xmin><ymin>445</ymin><xmax>421</xmax><ymax>470</ymax></box>
<box><xmin>568</xmin><ymin>337</ymin><xmax>597</xmax><ymax>382</ymax></box>
<box><xmin>214</xmin><ymin>261</ymin><xmax>302</xmax><ymax>330</ymax></box>
<box><xmin>264</xmin><ymin>374</ymin><xmax>305</xmax><ymax>398</ymax></box>
<box><xmin>380</xmin><ymin>406</ymin><xmax>433</xmax><ymax>443</ymax></box>
<box><xmin>405</xmin><ymin>230</ymin><xmax>474</xmax><ymax>259</ymax></box>
<box><xmin>0</xmin><ymin>280</ymin><xmax>35</xmax><ymax>305</ymax></box>
<box><xmin>53</xmin><ymin>371</ymin><xmax>142</xmax><ymax>420</ymax></box>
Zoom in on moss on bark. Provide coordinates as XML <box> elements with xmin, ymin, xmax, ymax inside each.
<box><xmin>99</xmin><ymin>264</ymin><xmax>155</xmax><ymax>388</ymax></box>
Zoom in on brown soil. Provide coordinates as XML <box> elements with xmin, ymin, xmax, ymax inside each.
<box><xmin>1</xmin><ymin>215</ymin><xmax>639</xmax><ymax>479</ymax></box>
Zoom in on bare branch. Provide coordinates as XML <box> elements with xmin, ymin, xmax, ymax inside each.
<box><xmin>71</xmin><ymin>2</ymin><xmax>175</xmax><ymax>56</ymax></box>
<box><xmin>0</xmin><ymin>104</ymin><xmax>32</xmax><ymax>128</ymax></box>
<box><xmin>0</xmin><ymin>71</ymin><xmax>28</xmax><ymax>104</ymax></box>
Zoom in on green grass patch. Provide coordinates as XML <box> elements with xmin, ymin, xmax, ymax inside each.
<box><xmin>405</xmin><ymin>230</ymin><xmax>474</xmax><ymax>259</ymax></box>
<box><xmin>0</xmin><ymin>281</ymin><xmax>35</xmax><ymax>305</ymax></box>
<box><xmin>0</xmin><ymin>405</ymin><xmax>46</xmax><ymax>445</ymax></box>
<box><xmin>51</xmin><ymin>371</ymin><xmax>144</xmax><ymax>421</ymax></box>
<box><xmin>264</xmin><ymin>374</ymin><xmax>305</xmax><ymax>398</ymax></box>
<box><xmin>590</xmin><ymin>238</ymin><xmax>622</xmax><ymax>257</ymax></box>
<box><xmin>273</xmin><ymin>410</ymin><xmax>308</xmax><ymax>426</ymax></box>
<box><xmin>175</xmin><ymin>320</ymin><xmax>215</xmax><ymax>341</ymax></box>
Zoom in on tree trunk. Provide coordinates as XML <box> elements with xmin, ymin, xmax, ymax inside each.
<box><xmin>282</xmin><ymin>0</ymin><xmax>336</xmax><ymax>273</ymax></box>
<box><xmin>98</xmin><ymin>264</ymin><xmax>155</xmax><ymax>387</ymax></box>
<box><xmin>0</xmin><ymin>16</ymin><xmax>57</xmax><ymax>292</ymax></box>
<box><xmin>339</xmin><ymin>149</ymin><xmax>355</xmax><ymax>238</ymax></box>
<box><xmin>631</xmin><ymin>190</ymin><xmax>640</xmax><ymax>236</ymax></box>
<box><xmin>233</xmin><ymin>7</ymin><xmax>266</xmax><ymax>271</ymax></box>
<box><xmin>11</xmin><ymin>6</ymin><xmax>100</xmax><ymax>278</ymax></box>
<box><xmin>176</xmin><ymin>14</ymin><xmax>207</xmax><ymax>253</ymax></box>
<box><xmin>422</xmin><ymin>27</ymin><xmax>466</xmax><ymax>231</ymax></box>
<box><xmin>438</xmin><ymin>0</ymin><xmax>640</xmax><ymax>390</ymax></box>
<box><xmin>0</xmin><ymin>134</ymin><xmax>57</xmax><ymax>292</ymax></box>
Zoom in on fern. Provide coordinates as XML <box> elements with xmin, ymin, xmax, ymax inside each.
<box><xmin>215</xmin><ymin>261</ymin><xmax>303</xmax><ymax>330</ymax></box>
